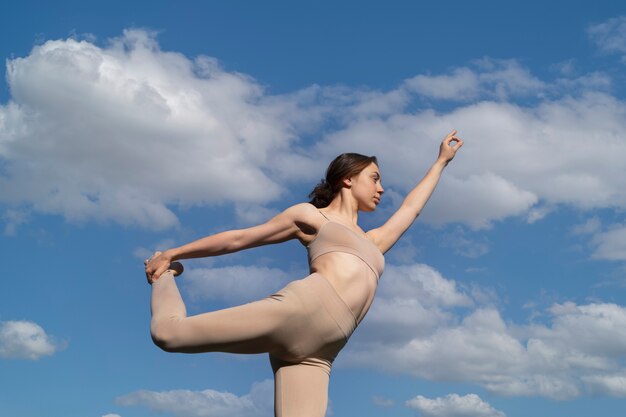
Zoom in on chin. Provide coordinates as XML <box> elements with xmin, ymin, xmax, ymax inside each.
<box><xmin>358</xmin><ymin>200</ymin><xmax>378</xmax><ymax>212</ymax></box>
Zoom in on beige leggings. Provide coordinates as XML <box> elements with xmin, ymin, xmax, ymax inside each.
<box><xmin>150</xmin><ymin>272</ymin><xmax>357</xmax><ymax>417</ymax></box>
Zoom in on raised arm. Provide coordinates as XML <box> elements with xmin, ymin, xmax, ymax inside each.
<box><xmin>368</xmin><ymin>130</ymin><xmax>463</xmax><ymax>253</ymax></box>
<box><xmin>145</xmin><ymin>203</ymin><xmax>314</xmax><ymax>281</ymax></box>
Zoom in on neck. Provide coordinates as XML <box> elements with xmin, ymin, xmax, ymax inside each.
<box><xmin>324</xmin><ymin>190</ymin><xmax>359</xmax><ymax>225</ymax></box>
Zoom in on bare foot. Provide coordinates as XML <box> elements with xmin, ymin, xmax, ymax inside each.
<box><xmin>166</xmin><ymin>261</ymin><xmax>184</xmax><ymax>277</ymax></box>
<box><xmin>145</xmin><ymin>251</ymin><xmax>184</xmax><ymax>284</ymax></box>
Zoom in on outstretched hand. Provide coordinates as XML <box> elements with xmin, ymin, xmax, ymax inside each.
<box><xmin>438</xmin><ymin>130</ymin><xmax>464</xmax><ymax>164</ymax></box>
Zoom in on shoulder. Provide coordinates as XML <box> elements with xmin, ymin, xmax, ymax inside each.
<box><xmin>281</xmin><ymin>203</ymin><xmax>325</xmax><ymax>245</ymax></box>
<box><xmin>271</xmin><ymin>202</ymin><xmax>323</xmax><ymax>230</ymax></box>
<box><xmin>280</xmin><ymin>202</ymin><xmax>320</xmax><ymax>220</ymax></box>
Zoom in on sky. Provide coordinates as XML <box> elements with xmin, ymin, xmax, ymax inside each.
<box><xmin>1</xmin><ymin>1</ymin><xmax>626</xmax><ymax>416</ymax></box>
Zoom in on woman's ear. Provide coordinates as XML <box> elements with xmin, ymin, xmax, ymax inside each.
<box><xmin>342</xmin><ymin>177</ymin><xmax>352</xmax><ymax>188</ymax></box>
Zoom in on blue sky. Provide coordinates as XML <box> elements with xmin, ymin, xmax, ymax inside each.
<box><xmin>2</xmin><ymin>1</ymin><xmax>626</xmax><ymax>417</ymax></box>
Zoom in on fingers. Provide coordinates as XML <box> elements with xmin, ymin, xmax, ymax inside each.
<box><xmin>144</xmin><ymin>251</ymin><xmax>161</xmax><ymax>283</ymax></box>
<box><xmin>437</xmin><ymin>130</ymin><xmax>463</xmax><ymax>164</ymax></box>
<box><xmin>145</xmin><ymin>264</ymin><xmax>155</xmax><ymax>284</ymax></box>
<box><xmin>144</xmin><ymin>254</ymin><xmax>171</xmax><ymax>284</ymax></box>
<box><xmin>144</xmin><ymin>251</ymin><xmax>162</xmax><ymax>272</ymax></box>
<box><xmin>145</xmin><ymin>265</ymin><xmax>160</xmax><ymax>284</ymax></box>
<box><xmin>443</xmin><ymin>130</ymin><xmax>463</xmax><ymax>149</ymax></box>
<box><xmin>148</xmin><ymin>265</ymin><xmax>168</xmax><ymax>283</ymax></box>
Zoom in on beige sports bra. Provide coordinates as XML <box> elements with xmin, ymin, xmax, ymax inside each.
<box><xmin>307</xmin><ymin>211</ymin><xmax>385</xmax><ymax>280</ymax></box>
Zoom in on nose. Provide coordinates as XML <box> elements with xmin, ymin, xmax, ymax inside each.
<box><xmin>378</xmin><ymin>183</ymin><xmax>384</xmax><ymax>194</ymax></box>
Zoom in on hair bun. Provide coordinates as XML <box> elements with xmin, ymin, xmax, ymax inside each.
<box><xmin>308</xmin><ymin>153</ymin><xmax>378</xmax><ymax>208</ymax></box>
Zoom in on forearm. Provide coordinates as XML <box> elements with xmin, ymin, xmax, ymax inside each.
<box><xmin>162</xmin><ymin>205</ymin><xmax>305</xmax><ymax>262</ymax></box>
<box><xmin>166</xmin><ymin>230</ymin><xmax>244</xmax><ymax>261</ymax></box>
<box><xmin>402</xmin><ymin>158</ymin><xmax>447</xmax><ymax>214</ymax></box>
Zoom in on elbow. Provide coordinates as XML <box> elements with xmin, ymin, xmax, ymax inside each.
<box><xmin>224</xmin><ymin>229</ymin><xmax>247</xmax><ymax>253</ymax></box>
<box><xmin>401</xmin><ymin>202</ymin><xmax>422</xmax><ymax>219</ymax></box>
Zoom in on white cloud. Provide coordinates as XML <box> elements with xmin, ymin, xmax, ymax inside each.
<box><xmin>102</xmin><ymin>414</ymin><xmax>122</xmax><ymax>417</ymax></box>
<box><xmin>568</xmin><ymin>219</ymin><xmax>626</xmax><ymax>262</ymax></box>
<box><xmin>318</xmin><ymin>90</ymin><xmax>626</xmax><ymax>229</ymax></box>
<box><xmin>583</xmin><ymin>373</ymin><xmax>626</xmax><ymax>397</ymax></box>
<box><xmin>372</xmin><ymin>395</ymin><xmax>395</xmax><ymax>407</ymax></box>
<box><xmin>0</xmin><ymin>30</ymin><xmax>308</xmax><ymax>229</ymax></box>
<box><xmin>405</xmin><ymin>67</ymin><xmax>481</xmax><ymax>101</ymax></box>
<box><xmin>234</xmin><ymin>203</ymin><xmax>280</xmax><ymax>226</ymax></box>
<box><xmin>379</xmin><ymin>264</ymin><xmax>473</xmax><ymax>308</ymax></box>
<box><xmin>429</xmin><ymin>172</ymin><xmax>538</xmax><ymax>229</ymax></box>
<box><xmin>2</xmin><ymin>208</ymin><xmax>29</xmax><ymax>235</ymax></box>
<box><xmin>570</xmin><ymin>216</ymin><xmax>601</xmax><ymax>235</ymax></box>
<box><xmin>182</xmin><ymin>265</ymin><xmax>292</xmax><ymax>304</ymax></box>
<box><xmin>350</xmin><ymin>264</ymin><xmax>472</xmax><ymax>345</ymax></box>
<box><xmin>116</xmin><ymin>379</ymin><xmax>273</xmax><ymax>417</ymax></box>
<box><xmin>2</xmin><ymin>30</ymin><xmax>626</xmax><ymax>233</ymax></box>
<box><xmin>133</xmin><ymin>238</ymin><xmax>179</xmax><ymax>262</ymax></box>
<box><xmin>405</xmin><ymin>59</ymin><xmax>544</xmax><ymax>101</ymax></box>
<box><xmin>588</xmin><ymin>16</ymin><xmax>626</xmax><ymax>58</ymax></box>
<box><xmin>343</xmin><ymin>264</ymin><xmax>626</xmax><ymax>400</ymax></box>
<box><xmin>439</xmin><ymin>228</ymin><xmax>490</xmax><ymax>259</ymax></box>
<box><xmin>590</xmin><ymin>224</ymin><xmax>626</xmax><ymax>261</ymax></box>
<box><xmin>386</xmin><ymin>236</ymin><xmax>421</xmax><ymax>264</ymax></box>
<box><xmin>525</xmin><ymin>204</ymin><xmax>553</xmax><ymax>224</ymax></box>
<box><xmin>405</xmin><ymin>393</ymin><xmax>505</xmax><ymax>417</ymax></box>
<box><xmin>136</xmin><ymin>251</ymin><xmax>626</xmax><ymax>401</ymax></box>
<box><xmin>555</xmin><ymin>71</ymin><xmax>612</xmax><ymax>92</ymax></box>
<box><xmin>0</xmin><ymin>320</ymin><xmax>59</xmax><ymax>360</ymax></box>
<box><xmin>349</xmin><ymin>88</ymin><xmax>411</xmax><ymax>118</ymax></box>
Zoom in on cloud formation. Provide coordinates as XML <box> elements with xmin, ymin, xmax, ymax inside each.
<box><xmin>0</xmin><ymin>30</ymin><xmax>307</xmax><ymax>229</ymax></box>
<box><xmin>372</xmin><ymin>395</ymin><xmax>395</xmax><ymax>407</ymax></box>
<box><xmin>319</xmin><ymin>92</ymin><xmax>626</xmax><ymax>229</ymax></box>
<box><xmin>404</xmin><ymin>59</ymin><xmax>545</xmax><ymax>101</ymax></box>
<box><xmin>2</xmin><ymin>29</ymin><xmax>626</xmax><ymax>232</ymax></box>
<box><xmin>175</xmin><ymin>259</ymin><xmax>626</xmax><ymax>401</ymax></box>
<box><xmin>588</xmin><ymin>15</ymin><xmax>626</xmax><ymax>59</ymax></box>
<box><xmin>0</xmin><ymin>320</ymin><xmax>59</xmax><ymax>360</ymax></box>
<box><xmin>590</xmin><ymin>224</ymin><xmax>626</xmax><ymax>261</ymax></box>
<box><xmin>405</xmin><ymin>393</ymin><xmax>505</xmax><ymax>417</ymax></box>
<box><xmin>116</xmin><ymin>380</ymin><xmax>273</xmax><ymax>417</ymax></box>
<box><xmin>344</xmin><ymin>265</ymin><xmax>626</xmax><ymax>400</ymax></box>
<box><xmin>569</xmin><ymin>217</ymin><xmax>626</xmax><ymax>261</ymax></box>
<box><xmin>183</xmin><ymin>265</ymin><xmax>292</xmax><ymax>304</ymax></box>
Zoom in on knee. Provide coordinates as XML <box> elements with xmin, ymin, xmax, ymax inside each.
<box><xmin>150</xmin><ymin>318</ymin><xmax>182</xmax><ymax>352</ymax></box>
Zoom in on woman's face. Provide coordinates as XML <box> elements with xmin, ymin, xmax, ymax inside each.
<box><xmin>349</xmin><ymin>162</ymin><xmax>384</xmax><ymax>211</ymax></box>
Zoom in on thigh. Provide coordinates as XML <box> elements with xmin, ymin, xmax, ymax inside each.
<box><xmin>161</xmin><ymin>295</ymin><xmax>300</xmax><ymax>354</ymax></box>
<box><xmin>271</xmin><ymin>355</ymin><xmax>331</xmax><ymax>417</ymax></box>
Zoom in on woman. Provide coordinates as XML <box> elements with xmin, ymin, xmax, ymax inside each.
<box><xmin>145</xmin><ymin>130</ymin><xmax>463</xmax><ymax>417</ymax></box>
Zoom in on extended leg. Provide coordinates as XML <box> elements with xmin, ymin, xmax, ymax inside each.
<box><xmin>271</xmin><ymin>356</ymin><xmax>331</xmax><ymax>417</ymax></box>
<box><xmin>150</xmin><ymin>274</ymin><xmax>297</xmax><ymax>354</ymax></box>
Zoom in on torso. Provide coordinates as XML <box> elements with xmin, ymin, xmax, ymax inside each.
<box><xmin>305</xmin><ymin>214</ymin><xmax>385</xmax><ymax>323</ymax></box>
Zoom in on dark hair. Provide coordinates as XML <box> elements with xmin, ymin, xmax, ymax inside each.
<box><xmin>308</xmin><ymin>153</ymin><xmax>378</xmax><ymax>208</ymax></box>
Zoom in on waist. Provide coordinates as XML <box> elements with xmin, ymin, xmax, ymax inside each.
<box><xmin>309</xmin><ymin>253</ymin><xmax>378</xmax><ymax>323</ymax></box>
